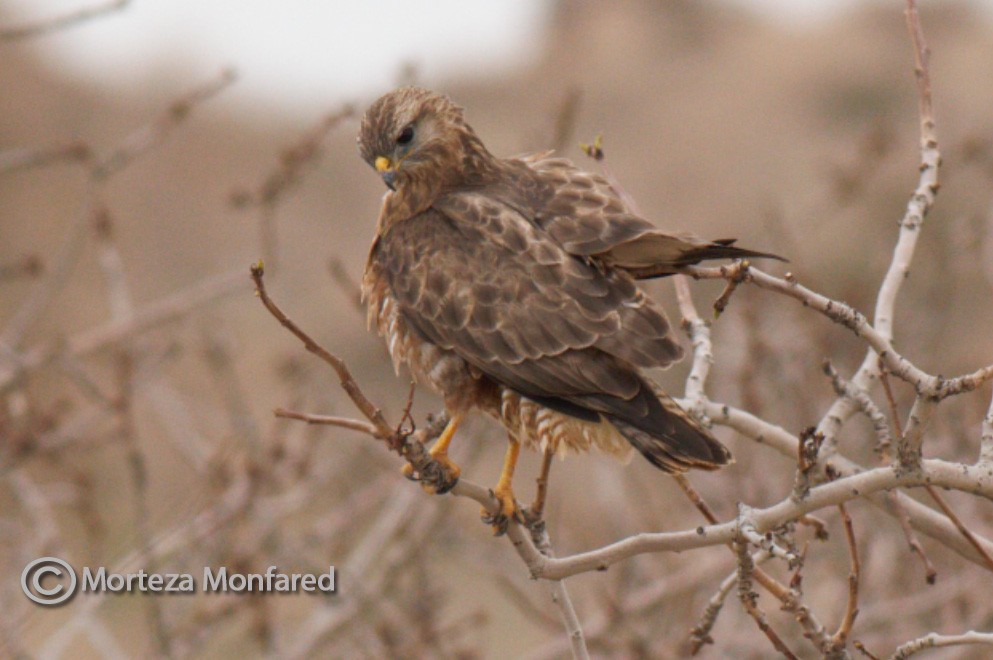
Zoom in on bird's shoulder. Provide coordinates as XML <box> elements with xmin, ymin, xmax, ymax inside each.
<box><xmin>500</xmin><ymin>153</ymin><xmax>662</xmax><ymax>257</ymax></box>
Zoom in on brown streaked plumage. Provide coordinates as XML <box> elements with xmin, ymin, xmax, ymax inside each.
<box><xmin>358</xmin><ymin>87</ymin><xmax>784</xmax><ymax>531</ymax></box>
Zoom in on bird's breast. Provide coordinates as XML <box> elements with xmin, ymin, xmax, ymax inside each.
<box><xmin>363</xmin><ymin>262</ymin><xmax>478</xmax><ymax>410</ymax></box>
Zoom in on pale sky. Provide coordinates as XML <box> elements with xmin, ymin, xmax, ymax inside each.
<box><xmin>5</xmin><ymin>0</ymin><xmax>992</xmax><ymax>110</ymax></box>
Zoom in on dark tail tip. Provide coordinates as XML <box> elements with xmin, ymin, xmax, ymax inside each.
<box><xmin>607</xmin><ymin>389</ymin><xmax>731</xmax><ymax>473</ymax></box>
<box><xmin>683</xmin><ymin>240</ymin><xmax>788</xmax><ymax>265</ymax></box>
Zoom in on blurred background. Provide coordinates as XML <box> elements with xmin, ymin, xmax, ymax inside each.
<box><xmin>2</xmin><ymin>0</ymin><xmax>993</xmax><ymax>657</ymax></box>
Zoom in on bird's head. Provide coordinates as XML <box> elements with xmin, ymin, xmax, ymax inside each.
<box><xmin>358</xmin><ymin>87</ymin><xmax>490</xmax><ymax>193</ymax></box>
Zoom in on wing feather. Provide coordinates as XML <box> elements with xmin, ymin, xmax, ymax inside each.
<box><xmin>374</xmin><ymin>194</ymin><xmax>683</xmax><ymax>411</ymax></box>
<box><xmin>520</xmin><ymin>155</ymin><xmax>785</xmax><ymax>275</ymax></box>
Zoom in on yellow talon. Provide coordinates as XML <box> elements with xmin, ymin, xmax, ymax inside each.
<box><xmin>403</xmin><ymin>413</ymin><xmax>463</xmax><ymax>494</ymax></box>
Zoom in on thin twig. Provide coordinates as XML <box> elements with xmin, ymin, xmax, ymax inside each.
<box><xmin>551</xmin><ymin>579</ymin><xmax>590</xmax><ymax>660</ymax></box>
<box><xmin>878</xmin><ymin>368</ymin><xmax>939</xmax><ymax>582</ymax></box>
<box><xmin>922</xmin><ymin>485</ymin><xmax>993</xmax><ymax>573</ymax></box>
<box><xmin>549</xmin><ymin>87</ymin><xmax>582</xmax><ymax>154</ymax></box>
<box><xmin>250</xmin><ymin>263</ymin><xmax>392</xmax><ymax>438</ymax></box>
<box><xmin>688</xmin><ymin>551</ymin><xmax>771</xmax><ymax>655</ymax></box>
<box><xmin>675</xmin><ymin>264</ymin><xmax>992</xmax><ymax>403</ymax></box>
<box><xmin>712</xmin><ymin>260</ymin><xmax>750</xmax><ymax>317</ymax></box>
<box><xmin>231</xmin><ymin>106</ymin><xmax>354</xmax><ymax>267</ymax></box>
<box><xmin>273</xmin><ymin>408</ymin><xmax>381</xmax><ymax>436</ymax></box>
<box><xmin>830</xmin><ymin>503</ymin><xmax>861</xmax><ymax>651</ymax></box>
<box><xmin>887</xmin><ymin>491</ymin><xmax>938</xmax><ymax>584</ymax></box>
<box><xmin>735</xmin><ymin>539</ymin><xmax>799</xmax><ymax>659</ymax></box>
<box><xmin>674</xmin><ymin>274</ymin><xmax>713</xmax><ymax>412</ymax></box>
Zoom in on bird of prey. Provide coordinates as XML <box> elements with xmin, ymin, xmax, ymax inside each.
<box><xmin>358</xmin><ymin>87</ymin><xmax>782</xmax><ymax>533</ymax></box>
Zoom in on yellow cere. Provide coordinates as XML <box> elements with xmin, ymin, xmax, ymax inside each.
<box><xmin>374</xmin><ymin>156</ymin><xmax>391</xmax><ymax>172</ymax></box>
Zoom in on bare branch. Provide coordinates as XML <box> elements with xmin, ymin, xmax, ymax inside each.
<box><xmin>328</xmin><ymin>257</ymin><xmax>365</xmax><ymax>313</ymax></box>
<box><xmin>735</xmin><ymin>539</ymin><xmax>799</xmax><ymax>659</ymax></box>
<box><xmin>525</xmin><ymin>460</ymin><xmax>993</xmax><ymax>581</ymax></box>
<box><xmin>887</xmin><ymin>492</ymin><xmax>938</xmax><ymax>585</ymax></box>
<box><xmin>674</xmin><ymin>275</ymin><xmax>712</xmax><ymax>412</ymax></box>
<box><xmin>890</xmin><ymin>630</ymin><xmax>993</xmax><ymax>659</ymax></box>
<box><xmin>981</xmin><ymin>390</ymin><xmax>993</xmax><ymax>465</ymax></box>
<box><xmin>551</xmin><ymin>579</ymin><xmax>590</xmax><ymax>660</ymax></box>
<box><xmin>273</xmin><ymin>408</ymin><xmax>381</xmax><ymax>437</ymax></box>
<box><xmin>678</xmin><ymin>264</ymin><xmax>993</xmax><ymax>403</ymax></box>
<box><xmin>696</xmin><ymin>399</ymin><xmax>993</xmax><ymax>571</ymax></box>
<box><xmin>922</xmin><ymin>486</ymin><xmax>993</xmax><ymax>574</ymax></box>
<box><xmin>824</xmin><ymin>360</ymin><xmax>893</xmax><ymax>452</ymax></box>
<box><xmin>250</xmin><ymin>263</ymin><xmax>393</xmax><ymax>439</ymax></box>
<box><xmin>688</xmin><ymin>551</ymin><xmax>770</xmax><ymax>654</ymax></box>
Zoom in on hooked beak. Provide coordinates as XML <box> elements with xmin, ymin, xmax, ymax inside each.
<box><xmin>375</xmin><ymin>156</ymin><xmax>397</xmax><ymax>191</ymax></box>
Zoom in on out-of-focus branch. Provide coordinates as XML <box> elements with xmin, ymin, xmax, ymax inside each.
<box><xmin>687</xmin><ymin>551</ymin><xmax>770</xmax><ymax>654</ymax></box>
<box><xmin>0</xmin><ymin>143</ymin><xmax>91</xmax><ymax>175</ymax></box>
<box><xmin>0</xmin><ymin>0</ymin><xmax>130</xmax><ymax>41</ymax></box>
<box><xmin>94</xmin><ymin>68</ymin><xmax>238</xmax><ymax>181</ymax></box>
<box><xmin>0</xmin><ymin>255</ymin><xmax>43</xmax><ymax>283</ymax></box>
<box><xmin>0</xmin><ymin>70</ymin><xmax>237</xmax><ymax>353</ymax></box>
<box><xmin>232</xmin><ymin>106</ymin><xmax>354</xmax><ymax>267</ymax></box>
<box><xmin>0</xmin><ymin>269</ymin><xmax>248</xmax><ymax>393</ymax></box>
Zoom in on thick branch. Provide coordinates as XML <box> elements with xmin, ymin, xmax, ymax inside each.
<box><xmin>693</xmin><ymin>399</ymin><xmax>993</xmax><ymax>570</ymax></box>
<box><xmin>890</xmin><ymin>630</ymin><xmax>993</xmax><ymax>659</ymax></box>
<box><xmin>526</xmin><ymin>461</ymin><xmax>993</xmax><ymax>580</ymax></box>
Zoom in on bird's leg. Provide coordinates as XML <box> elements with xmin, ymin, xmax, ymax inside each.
<box><xmin>482</xmin><ymin>436</ymin><xmax>523</xmax><ymax>535</ymax></box>
<box><xmin>402</xmin><ymin>412</ymin><xmax>462</xmax><ymax>494</ymax></box>
<box><xmin>521</xmin><ymin>445</ymin><xmax>554</xmax><ymax>528</ymax></box>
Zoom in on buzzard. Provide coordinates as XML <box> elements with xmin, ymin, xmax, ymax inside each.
<box><xmin>358</xmin><ymin>87</ymin><xmax>782</xmax><ymax>532</ymax></box>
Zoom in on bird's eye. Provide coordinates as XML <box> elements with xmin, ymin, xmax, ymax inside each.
<box><xmin>396</xmin><ymin>125</ymin><xmax>415</xmax><ymax>145</ymax></box>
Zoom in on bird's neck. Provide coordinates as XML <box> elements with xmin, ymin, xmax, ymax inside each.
<box><xmin>383</xmin><ymin>129</ymin><xmax>503</xmax><ymax>225</ymax></box>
